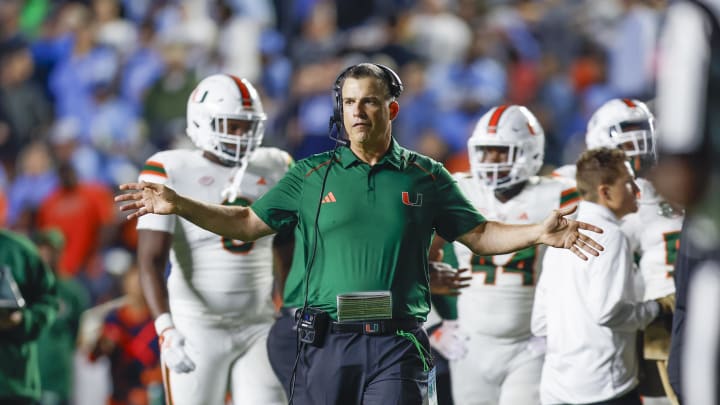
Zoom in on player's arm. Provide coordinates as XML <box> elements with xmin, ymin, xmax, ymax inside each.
<box><xmin>585</xmin><ymin>233</ymin><xmax>660</xmax><ymax>331</ymax></box>
<box><xmin>137</xmin><ymin>227</ymin><xmax>196</xmax><ymax>373</ymax></box>
<box><xmin>137</xmin><ymin>229</ymin><xmax>172</xmax><ymax>317</ymax></box>
<box><xmin>432</xmin><ymin>165</ymin><xmax>601</xmax><ymax>260</ymax></box>
<box><xmin>457</xmin><ymin>205</ymin><xmax>603</xmax><ymax>261</ymax></box>
<box><xmin>116</xmin><ymin>182</ymin><xmax>275</xmax><ymax>242</ymax></box>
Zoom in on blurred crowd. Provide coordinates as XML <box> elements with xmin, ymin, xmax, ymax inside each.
<box><xmin>0</xmin><ymin>0</ymin><xmax>669</xmax><ymax>403</ymax></box>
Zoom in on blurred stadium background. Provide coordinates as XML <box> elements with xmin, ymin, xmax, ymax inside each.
<box><xmin>0</xmin><ymin>0</ymin><xmax>668</xmax><ymax>404</ymax></box>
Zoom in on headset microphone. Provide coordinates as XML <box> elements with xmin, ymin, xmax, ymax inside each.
<box><xmin>328</xmin><ymin>117</ymin><xmax>348</xmax><ymax>146</ymax></box>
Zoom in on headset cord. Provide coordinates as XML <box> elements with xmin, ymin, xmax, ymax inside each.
<box><xmin>287</xmin><ymin>142</ymin><xmax>341</xmax><ymax>405</ymax></box>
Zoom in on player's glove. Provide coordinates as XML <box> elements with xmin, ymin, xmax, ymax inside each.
<box><xmin>429</xmin><ymin>320</ymin><xmax>469</xmax><ymax>361</ymax></box>
<box><xmin>155</xmin><ymin>313</ymin><xmax>196</xmax><ymax>373</ymax></box>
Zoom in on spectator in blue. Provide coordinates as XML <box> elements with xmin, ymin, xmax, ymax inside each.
<box><xmin>259</xmin><ymin>29</ymin><xmax>292</xmax><ymax>101</ymax></box>
<box><xmin>427</xmin><ymin>27</ymin><xmax>506</xmax><ymax>154</ymax></box>
<box><xmin>48</xmin><ymin>7</ymin><xmax>119</xmax><ymax>141</ymax></box>
<box><xmin>88</xmin><ymin>79</ymin><xmax>144</xmax><ymax>187</ymax></box>
<box><xmin>391</xmin><ymin>61</ymin><xmax>439</xmax><ymax>151</ymax></box>
<box><xmin>0</xmin><ymin>38</ymin><xmax>52</xmax><ymax>168</ymax></box>
<box><xmin>7</xmin><ymin>140</ymin><xmax>58</xmax><ymax>230</ymax></box>
<box><xmin>119</xmin><ymin>21</ymin><xmax>164</xmax><ymax>114</ymax></box>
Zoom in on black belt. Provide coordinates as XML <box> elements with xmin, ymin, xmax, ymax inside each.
<box><xmin>331</xmin><ymin>319</ymin><xmax>422</xmax><ymax>336</ymax></box>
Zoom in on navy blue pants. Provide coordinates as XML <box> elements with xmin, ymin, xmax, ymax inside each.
<box><xmin>267</xmin><ymin>310</ymin><xmax>299</xmax><ymax>394</ymax></box>
<box><xmin>267</xmin><ymin>310</ymin><xmax>432</xmax><ymax>405</ymax></box>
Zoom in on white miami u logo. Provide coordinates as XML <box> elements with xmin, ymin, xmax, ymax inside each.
<box><xmin>401</xmin><ymin>192</ymin><xmax>423</xmax><ymax>207</ymax></box>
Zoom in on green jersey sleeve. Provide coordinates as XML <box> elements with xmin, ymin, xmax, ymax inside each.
<box><xmin>251</xmin><ymin>162</ymin><xmax>304</xmax><ymax>233</ymax></box>
<box><xmin>432</xmin><ymin>164</ymin><xmax>485</xmax><ymax>242</ymax></box>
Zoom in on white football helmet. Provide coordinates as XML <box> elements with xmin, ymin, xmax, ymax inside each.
<box><xmin>586</xmin><ymin>98</ymin><xmax>655</xmax><ymax>158</ymax></box>
<box><xmin>186</xmin><ymin>74</ymin><xmax>266</xmax><ymax>165</ymax></box>
<box><xmin>468</xmin><ymin>105</ymin><xmax>545</xmax><ymax>190</ymax></box>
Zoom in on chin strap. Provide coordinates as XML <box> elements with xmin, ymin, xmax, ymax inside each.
<box><xmin>221</xmin><ymin>156</ymin><xmax>250</xmax><ymax>203</ymax></box>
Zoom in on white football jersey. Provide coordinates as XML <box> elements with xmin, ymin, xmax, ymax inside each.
<box><xmin>136</xmin><ymin>147</ymin><xmax>292</xmax><ymax>321</ymax></box>
<box><xmin>621</xmin><ymin>178</ymin><xmax>682</xmax><ymax>300</ymax></box>
<box><xmin>550</xmin><ymin>164</ymin><xmax>576</xmax><ymax>183</ymax></box>
<box><xmin>453</xmin><ymin>174</ymin><xmax>580</xmax><ymax>340</ymax></box>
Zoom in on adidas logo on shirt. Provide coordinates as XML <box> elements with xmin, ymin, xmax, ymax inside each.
<box><xmin>322</xmin><ymin>192</ymin><xmax>337</xmax><ymax>204</ymax></box>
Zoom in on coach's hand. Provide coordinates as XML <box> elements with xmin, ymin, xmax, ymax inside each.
<box><xmin>115</xmin><ymin>182</ymin><xmax>178</xmax><ymax>220</ymax></box>
<box><xmin>538</xmin><ymin>205</ymin><xmax>604</xmax><ymax>261</ymax></box>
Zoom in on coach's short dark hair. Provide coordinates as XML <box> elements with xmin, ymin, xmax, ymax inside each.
<box><xmin>575</xmin><ymin>147</ymin><xmax>627</xmax><ymax>202</ymax></box>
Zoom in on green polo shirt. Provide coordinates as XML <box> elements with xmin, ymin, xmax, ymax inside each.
<box><xmin>252</xmin><ymin>139</ymin><xmax>485</xmax><ymax>321</ymax></box>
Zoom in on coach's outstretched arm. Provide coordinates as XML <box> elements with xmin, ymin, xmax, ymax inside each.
<box><xmin>457</xmin><ymin>205</ymin><xmax>604</xmax><ymax>261</ymax></box>
<box><xmin>116</xmin><ymin>182</ymin><xmax>276</xmax><ymax>241</ymax></box>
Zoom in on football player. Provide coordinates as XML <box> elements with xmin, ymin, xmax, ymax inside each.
<box><xmin>553</xmin><ymin>98</ymin><xmax>682</xmax><ymax>404</ymax></box>
<box><xmin>136</xmin><ymin>74</ymin><xmax>292</xmax><ymax>405</ymax></box>
<box><xmin>432</xmin><ymin>105</ymin><xmax>579</xmax><ymax>405</ymax></box>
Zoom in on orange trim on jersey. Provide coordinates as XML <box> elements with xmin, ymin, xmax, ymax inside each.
<box><xmin>141</xmin><ymin>161</ymin><xmax>167</xmax><ymax>178</ymax></box>
<box><xmin>228</xmin><ymin>74</ymin><xmax>253</xmax><ymax>108</ymax></box>
<box><xmin>305</xmin><ymin>159</ymin><xmax>336</xmax><ymax>177</ymax></box>
<box><xmin>621</xmin><ymin>98</ymin><xmax>637</xmax><ymax>108</ymax></box>
<box><xmin>560</xmin><ymin>196</ymin><xmax>580</xmax><ymax>208</ymax></box>
<box><xmin>162</xmin><ymin>365</ymin><xmax>174</xmax><ymax>405</ymax></box>
<box><xmin>560</xmin><ymin>187</ymin><xmax>581</xmax><ymax>208</ymax></box>
<box><xmin>409</xmin><ymin>162</ymin><xmax>436</xmax><ymax>181</ymax></box>
<box><xmin>487</xmin><ymin>105</ymin><xmax>509</xmax><ymax>134</ymax></box>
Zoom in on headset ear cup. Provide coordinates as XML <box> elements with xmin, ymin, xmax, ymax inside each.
<box><xmin>334</xmin><ymin>83</ymin><xmax>342</xmax><ymax>126</ymax></box>
<box><xmin>374</xmin><ymin>63</ymin><xmax>404</xmax><ymax>99</ymax></box>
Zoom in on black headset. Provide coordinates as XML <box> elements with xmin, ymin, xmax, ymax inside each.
<box><xmin>328</xmin><ymin>63</ymin><xmax>404</xmax><ymax>145</ymax></box>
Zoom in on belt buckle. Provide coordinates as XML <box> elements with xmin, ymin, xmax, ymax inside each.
<box><xmin>363</xmin><ymin>321</ymin><xmax>383</xmax><ymax>335</ymax></box>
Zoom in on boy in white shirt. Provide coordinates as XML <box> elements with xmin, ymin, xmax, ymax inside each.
<box><xmin>532</xmin><ymin>148</ymin><xmax>675</xmax><ymax>405</ymax></box>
